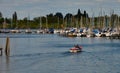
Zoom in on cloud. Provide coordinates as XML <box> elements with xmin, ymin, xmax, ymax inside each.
<box><xmin>118</xmin><ymin>0</ymin><xmax>120</xmax><ymax>2</ymax></box>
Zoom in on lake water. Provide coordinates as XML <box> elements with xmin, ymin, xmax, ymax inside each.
<box><xmin>0</xmin><ymin>33</ymin><xmax>120</xmax><ymax>73</ymax></box>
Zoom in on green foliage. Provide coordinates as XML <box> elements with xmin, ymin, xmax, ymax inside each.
<box><xmin>0</xmin><ymin>9</ymin><xmax>120</xmax><ymax>29</ymax></box>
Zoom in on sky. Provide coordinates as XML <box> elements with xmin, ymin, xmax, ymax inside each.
<box><xmin>0</xmin><ymin>0</ymin><xmax>120</xmax><ymax>19</ymax></box>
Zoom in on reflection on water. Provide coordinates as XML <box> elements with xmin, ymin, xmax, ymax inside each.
<box><xmin>0</xmin><ymin>56</ymin><xmax>10</xmax><ymax>73</ymax></box>
<box><xmin>0</xmin><ymin>34</ymin><xmax>120</xmax><ymax>73</ymax></box>
<box><xmin>6</xmin><ymin>56</ymin><xmax>10</xmax><ymax>73</ymax></box>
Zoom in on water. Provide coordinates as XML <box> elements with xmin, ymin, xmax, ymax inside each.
<box><xmin>0</xmin><ymin>33</ymin><xmax>120</xmax><ymax>73</ymax></box>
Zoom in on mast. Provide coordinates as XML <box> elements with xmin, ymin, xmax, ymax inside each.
<box><xmin>11</xmin><ymin>18</ymin><xmax>12</xmax><ymax>29</ymax></box>
<box><xmin>39</xmin><ymin>16</ymin><xmax>42</xmax><ymax>30</ymax></box>
<box><xmin>58</xmin><ymin>17</ymin><xmax>59</xmax><ymax>29</ymax></box>
<box><xmin>80</xmin><ymin>16</ymin><xmax>83</xmax><ymax>28</ymax></box>
<box><xmin>27</xmin><ymin>14</ymin><xmax>30</xmax><ymax>29</ymax></box>
<box><xmin>46</xmin><ymin>16</ymin><xmax>48</xmax><ymax>29</ymax></box>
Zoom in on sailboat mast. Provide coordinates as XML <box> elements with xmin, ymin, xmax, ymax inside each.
<box><xmin>46</xmin><ymin>16</ymin><xmax>48</xmax><ymax>29</ymax></box>
<box><xmin>27</xmin><ymin>14</ymin><xmax>30</xmax><ymax>29</ymax></box>
<box><xmin>80</xmin><ymin>16</ymin><xmax>83</xmax><ymax>28</ymax></box>
<box><xmin>58</xmin><ymin>17</ymin><xmax>59</xmax><ymax>29</ymax></box>
<box><xmin>40</xmin><ymin>17</ymin><xmax>42</xmax><ymax>29</ymax></box>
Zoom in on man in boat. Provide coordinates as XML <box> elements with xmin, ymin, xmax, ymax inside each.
<box><xmin>74</xmin><ymin>44</ymin><xmax>82</xmax><ymax>50</ymax></box>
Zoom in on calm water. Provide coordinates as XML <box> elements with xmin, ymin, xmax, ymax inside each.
<box><xmin>0</xmin><ymin>33</ymin><xmax>120</xmax><ymax>73</ymax></box>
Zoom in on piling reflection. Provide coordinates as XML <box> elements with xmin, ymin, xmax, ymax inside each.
<box><xmin>6</xmin><ymin>56</ymin><xmax>10</xmax><ymax>72</ymax></box>
<box><xmin>0</xmin><ymin>56</ymin><xmax>10</xmax><ymax>73</ymax></box>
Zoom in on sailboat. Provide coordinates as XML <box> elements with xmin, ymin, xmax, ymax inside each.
<box><xmin>36</xmin><ymin>17</ymin><xmax>43</xmax><ymax>34</ymax></box>
<box><xmin>25</xmin><ymin>15</ymin><xmax>32</xmax><ymax>33</ymax></box>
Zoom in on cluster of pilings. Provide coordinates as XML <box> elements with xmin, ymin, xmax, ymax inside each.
<box><xmin>0</xmin><ymin>37</ymin><xmax>10</xmax><ymax>56</ymax></box>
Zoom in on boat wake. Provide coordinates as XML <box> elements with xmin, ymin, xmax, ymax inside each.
<box><xmin>10</xmin><ymin>51</ymin><xmax>74</xmax><ymax>58</ymax></box>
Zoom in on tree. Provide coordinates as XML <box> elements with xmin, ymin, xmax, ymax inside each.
<box><xmin>65</xmin><ymin>13</ymin><xmax>73</xmax><ymax>19</ymax></box>
<box><xmin>54</xmin><ymin>12</ymin><xmax>63</xmax><ymax>19</ymax></box>
<box><xmin>13</xmin><ymin>11</ymin><xmax>17</xmax><ymax>22</ymax></box>
<box><xmin>77</xmin><ymin>9</ymin><xmax>82</xmax><ymax>18</ymax></box>
<box><xmin>12</xmin><ymin>11</ymin><xmax>17</xmax><ymax>28</ymax></box>
<box><xmin>64</xmin><ymin>13</ymin><xmax>73</xmax><ymax>27</ymax></box>
<box><xmin>54</xmin><ymin>12</ymin><xmax>64</xmax><ymax>27</ymax></box>
<box><xmin>47</xmin><ymin>13</ymin><xmax>56</xmax><ymax>24</ymax></box>
<box><xmin>0</xmin><ymin>12</ymin><xmax>4</xmax><ymax>27</ymax></box>
<box><xmin>0</xmin><ymin>18</ymin><xmax>4</xmax><ymax>27</ymax></box>
<box><xmin>0</xmin><ymin>12</ymin><xmax>2</xmax><ymax>18</ymax></box>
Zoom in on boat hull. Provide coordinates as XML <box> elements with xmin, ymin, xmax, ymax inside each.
<box><xmin>69</xmin><ymin>47</ymin><xmax>82</xmax><ymax>53</ymax></box>
<box><xmin>69</xmin><ymin>49</ymin><xmax>81</xmax><ymax>53</ymax></box>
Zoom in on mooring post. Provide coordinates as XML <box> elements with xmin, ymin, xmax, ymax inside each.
<box><xmin>0</xmin><ymin>48</ymin><xmax>2</xmax><ymax>56</ymax></box>
<box><xmin>5</xmin><ymin>37</ymin><xmax>10</xmax><ymax>56</ymax></box>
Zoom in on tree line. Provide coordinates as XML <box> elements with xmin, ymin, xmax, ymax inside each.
<box><xmin>0</xmin><ymin>9</ymin><xmax>120</xmax><ymax>29</ymax></box>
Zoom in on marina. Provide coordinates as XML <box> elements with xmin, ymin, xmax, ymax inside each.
<box><xmin>0</xmin><ymin>28</ymin><xmax>120</xmax><ymax>39</ymax></box>
<box><xmin>0</xmin><ymin>33</ymin><xmax>120</xmax><ymax>73</ymax></box>
<box><xmin>0</xmin><ymin>0</ymin><xmax>120</xmax><ymax>73</ymax></box>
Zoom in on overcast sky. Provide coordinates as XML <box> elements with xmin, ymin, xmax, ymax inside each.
<box><xmin>0</xmin><ymin>0</ymin><xmax>120</xmax><ymax>19</ymax></box>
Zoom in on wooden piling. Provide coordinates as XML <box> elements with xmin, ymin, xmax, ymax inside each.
<box><xmin>5</xmin><ymin>37</ymin><xmax>10</xmax><ymax>56</ymax></box>
<box><xmin>0</xmin><ymin>48</ymin><xmax>2</xmax><ymax>56</ymax></box>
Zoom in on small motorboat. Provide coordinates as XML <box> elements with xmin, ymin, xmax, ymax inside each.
<box><xmin>69</xmin><ymin>45</ymin><xmax>82</xmax><ymax>53</ymax></box>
